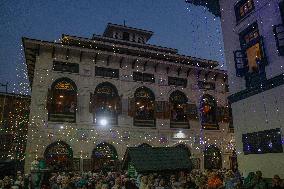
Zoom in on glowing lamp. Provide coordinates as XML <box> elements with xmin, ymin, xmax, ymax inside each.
<box><xmin>100</xmin><ymin>118</ymin><xmax>108</xmax><ymax>126</ymax></box>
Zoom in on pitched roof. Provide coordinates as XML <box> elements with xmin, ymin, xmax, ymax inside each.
<box><xmin>122</xmin><ymin>147</ymin><xmax>192</xmax><ymax>173</ymax></box>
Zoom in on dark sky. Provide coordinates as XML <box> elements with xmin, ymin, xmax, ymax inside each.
<box><xmin>0</xmin><ymin>0</ymin><xmax>224</xmax><ymax>93</ymax></box>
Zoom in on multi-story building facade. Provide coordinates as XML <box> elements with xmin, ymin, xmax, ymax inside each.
<box><xmin>23</xmin><ymin>23</ymin><xmax>235</xmax><ymax>172</ymax></box>
<box><xmin>219</xmin><ymin>0</ymin><xmax>284</xmax><ymax>178</ymax></box>
<box><xmin>0</xmin><ymin>92</ymin><xmax>30</xmax><ymax>173</ymax></box>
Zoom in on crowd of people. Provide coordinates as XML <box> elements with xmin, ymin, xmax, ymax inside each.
<box><xmin>0</xmin><ymin>169</ymin><xmax>283</xmax><ymax>189</ymax></box>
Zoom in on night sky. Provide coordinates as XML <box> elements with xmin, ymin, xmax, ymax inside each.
<box><xmin>0</xmin><ymin>0</ymin><xmax>224</xmax><ymax>93</ymax></box>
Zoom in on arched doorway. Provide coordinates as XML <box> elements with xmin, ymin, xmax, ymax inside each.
<box><xmin>134</xmin><ymin>87</ymin><xmax>155</xmax><ymax>127</ymax></box>
<box><xmin>92</xmin><ymin>142</ymin><xmax>118</xmax><ymax>172</ymax></box>
<box><xmin>44</xmin><ymin>141</ymin><xmax>73</xmax><ymax>171</ymax></box>
<box><xmin>47</xmin><ymin>78</ymin><xmax>77</xmax><ymax>122</ymax></box>
<box><xmin>200</xmin><ymin>94</ymin><xmax>218</xmax><ymax>129</ymax></box>
<box><xmin>204</xmin><ymin>145</ymin><xmax>222</xmax><ymax>170</ymax></box>
<box><xmin>93</xmin><ymin>82</ymin><xmax>120</xmax><ymax>126</ymax></box>
<box><xmin>170</xmin><ymin>90</ymin><xmax>189</xmax><ymax>128</ymax></box>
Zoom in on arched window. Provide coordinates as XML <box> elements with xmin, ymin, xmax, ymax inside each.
<box><xmin>170</xmin><ymin>90</ymin><xmax>189</xmax><ymax>128</ymax></box>
<box><xmin>204</xmin><ymin>145</ymin><xmax>222</xmax><ymax>170</ymax></box>
<box><xmin>200</xmin><ymin>94</ymin><xmax>217</xmax><ymax>128</ymax></box>
<box><xmin>93</xmin><ymin>82</ymin><xmax>120</xmax><ymax>126</ymax></box>
<box><xmin>92</xmin><ymin>142</ymin><xmax>118</xmax><ymax>171</ymax></box>
<box><xmin>134</xmin><ymin>87</ymin><xmax>155</xmax><ymax>127</ymax></box>
<box><xmin>48</xmin><ymin>78</ymin><xmax>77</xmax><ymax>122</ymax></box>
<box><xmin>44</xmin><ymin>141</ymin><xmax>73</xmax><ymax>171</ymax></box>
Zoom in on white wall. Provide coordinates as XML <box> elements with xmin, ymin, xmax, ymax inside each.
<box><xmin>220</xmin><ymin>0</ymin><xmax>284</xmax><ymax>178</ymax></box>
<box><xmin>24</xmin><ymin>43</ymin><xmax>233</xmax><ymax>172</ymax></box>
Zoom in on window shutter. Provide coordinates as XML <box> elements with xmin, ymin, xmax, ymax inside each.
<box><xmin>164</xmin><ymin>102</ymin><xmax>170</xmax><ymax>119</ymax></box>
<box><xmin>280</xmin><ymin>1</ymin><xmax>284</xmax><ymax>23</ymax></box>
<box><xmin>273</xmin><ymin>24</ymin><xmax>284</xmax><ymax>56</ymax></box>
<box><xmin>121</xmin><ymin>98</ymin><xmax>129</xmax><ymax>115</ymax></box>
<box><xmin>258</xmin><ymin>37</ymin><xmax>268</xmax><ymax>66</ymax></box>
<box><xmin>234</xmin><ymin>50</ymin><xmax>248</xmax><ymax>77</ymax></box>
<box><xmin>187</xmin><ymin>104</ymin><xmax>198</xmax><ymax>120</ymax></box>
<box><xmin>216</xmin><ymin>106</ymin><xmax>223</xmax><ymax>123</ymax></box>
<box><xmin>117</xmin><ymin>97</ymin><xmax>122</xmax><ymax>115</ymax></box>
<box><xmin>155</xmin><ymin>101</ymin><xmax>165</xmax><ymax>119</ymax></box>
<box><xmin>46</xmin><ymin>89</ymin><xmax>52</xmax><ymax>112</ymax></box>
<box><xmin>223</xmin><ymin>107</ymin><xmax>230</xmax><ymax>122</ymax></box>
<box><xmin>89</xmin><ymin>93</ymin><xmax>94</xmax><ymax>113</ymax></box>
<box><xmin>128</xmin><ymin>98</ymin><xmax>135</xmax><ymax>117</ymax></box>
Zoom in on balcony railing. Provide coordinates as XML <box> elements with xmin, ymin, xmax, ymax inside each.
<box><xmin>170</xmin><ymin>121</ymin><xmax>189</xmax><ymax>129</ymax></box>
<box><xmin>134</xmin><ymin>118</ymin><xmax>155</xmax><ymax>127</ymax></box>
<box><xmin>49</xmin><ymin>113</ymin><xmax>76</xmax><ymax>123</ymax></box>
<box><xmin>273</xmin><ymin>24</ymin><xmax>284</xmax><ymax>56</ymax></box>
<box><xmin>94</xmin><ymin>114</ymin><xmax>118</xmax><ymax>126</ymax></box>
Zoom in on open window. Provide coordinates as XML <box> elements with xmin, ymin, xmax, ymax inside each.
<box><xmin>47</xmin><ymin>78</ymin><xmax>77</xmax><ymax>122</ymax></box>
<box><xmin>169</xmin><ymin>90</ymin><xmax>189</xmax><ymax>128</ymax></box>
<box><xmin>239</xmin><ymin>23</ymin><xmax>266</xmax><ymax>72</ymax></box>
<box><xmin>134</xmin><ymin>87</ymin><xmax>155</xmax><ymax>127</ymax></box>
<box><xmin>235</xmin><ymin>23</ymin><xmax>267</xmax><ymax>87</ymax></box>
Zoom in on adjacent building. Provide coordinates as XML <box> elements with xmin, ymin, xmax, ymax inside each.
<box><xmin>0</xmin><ymin>92</ymin><xmax>30</xmax><ymax>173</ymax></box>
<box><xmin>219</xmin><ymin>0</ymin><xmax>284</xmax><ymax>178</ymax></box>
<box><xmin>23</xmin><ymin>23</ymin><xmax>235</xmax><ymax>172</ymax></box>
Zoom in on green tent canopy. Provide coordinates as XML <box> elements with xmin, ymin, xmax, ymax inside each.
<box><xmin>122</xmin><ymin>147</ymin><xmax>192</xmax><ymax>173</ymax></box>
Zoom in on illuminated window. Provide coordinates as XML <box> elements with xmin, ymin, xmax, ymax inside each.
<box><xmin>234</xmin><ymin>23</ymin><xmax>267</xmax><ymax>79</ymax></box>
<box><xmin>170</xmin><ymin>90</ymin><xmax>189</xmax><ymax>128</ymax></box>
<box><xmin>235</xmin><ymin>0</ymin><xmax>254</xmax><ymax>22</ymax></box>
<box><xmin>200</xmin><ymin>94</ymin><xmax>218</xmax><ymax>129</ymax></box>
<box><xmin>134</xmin><ymin>87</ymin><xmax>155</xmax><ymax>127</ymax></box>
<box><xmin>47</xmin><ymin>78</ymin><xmax>77</xmax><ymax>122</ymax></box>
<box><xmin>239</xmin><ymin>23</ymin><xmax>263</xmax><ymax>73</ymax></box>
<box><xmin>92</xmin><ymin>82</ymin><xmax>120</xmax><ymax>125</ymax></box>
<box><xmin>92</xmin><ymin>142</ymin><xmax>118</xmax><ymax>171</ymax></box>
<box><xmin>44</xmin><ymin>141</ymin><xmax>73</xmax><ymax>171</ymax></box>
